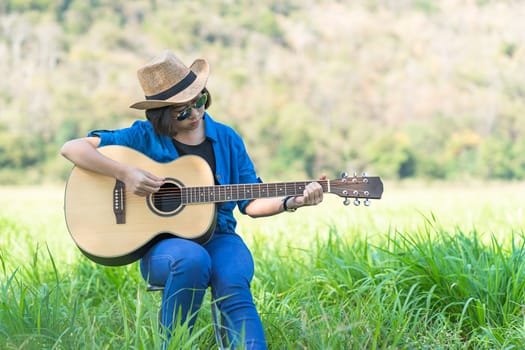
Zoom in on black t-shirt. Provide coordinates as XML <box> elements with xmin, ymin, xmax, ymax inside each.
<box><xmin>172</xmin><ymin>138</ymin><xmax>217</xmax><ymax>183</ymax></box>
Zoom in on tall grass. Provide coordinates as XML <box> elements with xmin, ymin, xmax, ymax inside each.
<box><xmin>0</xmin><ymin>182</ymin><xmax>524</xmax><ymax>349</ymax></box>
<box><xmin>250</xmin><ymin>224</ymin><xmax>525</xmax><ymax>349</ymax></box>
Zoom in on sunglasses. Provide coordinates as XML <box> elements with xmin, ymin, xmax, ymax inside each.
<box><xmin>172</xmin><ymin>93</ymin><xmax>208</xmax><ymax>121</ymax></box>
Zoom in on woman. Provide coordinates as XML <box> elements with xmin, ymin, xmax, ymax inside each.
<box><xmin>61</xmin><ymin>50</ymin><xmax>325</xmax><ymax>349</ymax></box>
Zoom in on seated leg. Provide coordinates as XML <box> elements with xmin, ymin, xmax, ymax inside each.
<box><xmin>205</xmin><ymin>233</ymin><xmax>267</xmax><ymax>350</ymax></box>
<box><xmin>140</xmin><ymin>238</ymin><xmax>212</xmax><ymax>338</ymax></box>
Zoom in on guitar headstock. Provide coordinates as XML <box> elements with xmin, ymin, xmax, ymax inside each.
<box><xmin>329</xmin><ymin>172</ymin><xmax>383</xmax><ymax>206</ymax></box>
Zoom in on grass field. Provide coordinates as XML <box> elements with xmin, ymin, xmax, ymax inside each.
<box><xmin>0</xmin><ymin>180</ymin><xmax>524</xmax><ymax>349</ymax></box>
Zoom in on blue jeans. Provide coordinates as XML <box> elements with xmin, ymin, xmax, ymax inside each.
<box><xmin>140</xmin><ymin>233</ymin><xmax>267</xmax><ymax>349</ymax></box>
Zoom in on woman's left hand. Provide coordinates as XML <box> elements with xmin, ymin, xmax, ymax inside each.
<box><xmin>290</xmin><ymin>174</ymin><xmax>327</xmax><ymax>208</ymax></box>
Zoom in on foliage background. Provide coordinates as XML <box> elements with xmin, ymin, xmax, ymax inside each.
<box><xmin>0</xmin><ymin>0</ymin><xmax>524</xmax><ymax>183</ymax></box>
<box><xmin>1</xmin><ymin>2</ymin><xmax>525</xmax><ymax>348</ymax></box>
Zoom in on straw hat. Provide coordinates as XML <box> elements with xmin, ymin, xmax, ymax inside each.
<box><xmin>130</xmin><ymin>50</ymin><xmax>209</xmax><ymax>110</ymax></box>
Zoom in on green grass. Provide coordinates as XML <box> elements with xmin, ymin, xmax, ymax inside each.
<box><xmin>0</xmin><ymin>181</ymin><xmax>524</xmax><ymax>349</ymax></box>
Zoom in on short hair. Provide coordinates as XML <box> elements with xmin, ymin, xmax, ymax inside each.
<box><xmin>145</xmin><ymin>88</ymin><xmax>212</xmax><ymax>137</ymax></box>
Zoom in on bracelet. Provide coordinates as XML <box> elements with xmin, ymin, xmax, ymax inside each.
<box><xmin>282</xmin><ymin>196</ymin><xmax>297</xmax><ymax>212</ymax></box>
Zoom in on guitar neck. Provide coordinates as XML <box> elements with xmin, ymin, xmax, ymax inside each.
<box><xmin>181</xmin><ymin>180</ymin><xmax>329</xmax><ymax>204</ymax></box>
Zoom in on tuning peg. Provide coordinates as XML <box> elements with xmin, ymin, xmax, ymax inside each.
<box><xmin>341</xmin><ymin>172</ymin><xmax>348</xmax><ymax>178</ymax></box>
<box><xmin>343</xmin><ymin>197</ymin><xmax>350</xmax><ymax>206</ymax></box>
<box><xmin>354</xmin><ymin>198</ymin><xmax>361</xmax><ymax>206</ymax></box>
<box><xmin>364</xmin><ymin>199</ymin><xmax>371</xmax><ymax>206</ymax></box>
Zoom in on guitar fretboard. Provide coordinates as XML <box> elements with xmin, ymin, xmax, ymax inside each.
<box><xmin>181</xmin><ymin>180</ymin><xmax>330</xmax><ymax>204</ymax></box>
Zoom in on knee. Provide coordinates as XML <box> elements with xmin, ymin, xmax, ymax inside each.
<box><xmin>141</xmin><ymin>239</ymin><xmax>212</xmax><ymax>287</ymax></box>
<box><xmin>170</xmin><ymin>242</ymin><xmax>212</xmax><ymax>278</ymax></box>
<box><xmin>211</xmin><ymin>269</ymin><xmax>252</xmax><ymax>299</ymax></box>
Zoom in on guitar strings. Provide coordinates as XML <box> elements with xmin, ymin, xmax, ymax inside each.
<box><xmin>115</xmin><ymin>181</ymin><xmax>333</xmax><ymax>204</ymax></box>
<box><xmin>117</xmin><ymin>184</ymin><xmax>316</xmax><ymax>203</ymax></box>
<box><xmin>112</xmin><ymin>179</ymin><xmax>375</xmax><ymax>204</ymax></box>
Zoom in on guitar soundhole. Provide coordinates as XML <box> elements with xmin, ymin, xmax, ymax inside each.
<box><xmin>149</xmin><ymin>181</ymin><xmax>183</xmax><ymax>216</ymax></box>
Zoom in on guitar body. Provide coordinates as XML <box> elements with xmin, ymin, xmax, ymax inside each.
<box><xmin>64</xmin><ymin>146</ymin><xmax>217</xmax><ymax>266</ymax></box>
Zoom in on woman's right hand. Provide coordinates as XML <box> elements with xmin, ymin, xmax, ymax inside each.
<box><xmin>121</xmin><ymin>166</ymin><xmax>165</xmax><ymax>197</ymax></box>
<box><xmin>61</xmin><ymin>137</ymin><xmax>164</xmax><ymax>197</ymax></box>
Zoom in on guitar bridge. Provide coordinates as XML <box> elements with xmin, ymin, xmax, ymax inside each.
<box><xmin>113</xmin><ymin>180</ymin><xmax>126</xmax><ymax>224</ymax></box>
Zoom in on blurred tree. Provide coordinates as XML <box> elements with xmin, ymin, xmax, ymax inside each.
<box><xmin>366</xmin><ymin>132</ymin><xmax>416</xmax><ymax>179</ymax></box>
<box><xmin>0</xmin><ymin>125</ymin><xmax>43</xmax><ymax>168</ymax></box>
<box><xmin>477</xmin><ymin>137</ymin><xmax>525</xmax><ymax>180</ymax></box>
<box><xmin>1</xmin><ymin>0</ymin><xmax>525</xmax><ymax>183</ymax></box>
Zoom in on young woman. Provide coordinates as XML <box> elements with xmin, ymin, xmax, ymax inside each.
<box><xmin>61</xmin><ymin>50</ymin><xmax>325</xmax><ymax>349</ymax></box>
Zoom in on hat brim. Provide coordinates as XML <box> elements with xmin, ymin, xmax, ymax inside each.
<box><xmin>129</xmin><ymin>59</ymin><xmax>209</xmax><ymax>110</ymax></box>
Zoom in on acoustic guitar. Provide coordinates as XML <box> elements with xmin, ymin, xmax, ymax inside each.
<box><xmin>64</xmin><ymin>145</ymin><xmax>383</xmax><ymax>266</ymax></box>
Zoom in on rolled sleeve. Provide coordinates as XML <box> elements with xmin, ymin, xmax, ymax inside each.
<box><xmin>237</xmin><ymin>176</ymin><xmax>263</xmax><ymax>214</ymax></box>
<box><xmin>87</xmin><ymin>129</ymin><xmax>123</xmax><ymax>147</ymax></box>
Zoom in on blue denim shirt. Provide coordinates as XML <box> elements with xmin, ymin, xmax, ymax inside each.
<box><xmin>87</xmin><ymin>112</ymin><xmax>262</xmax><ymax>233</ymax></box>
